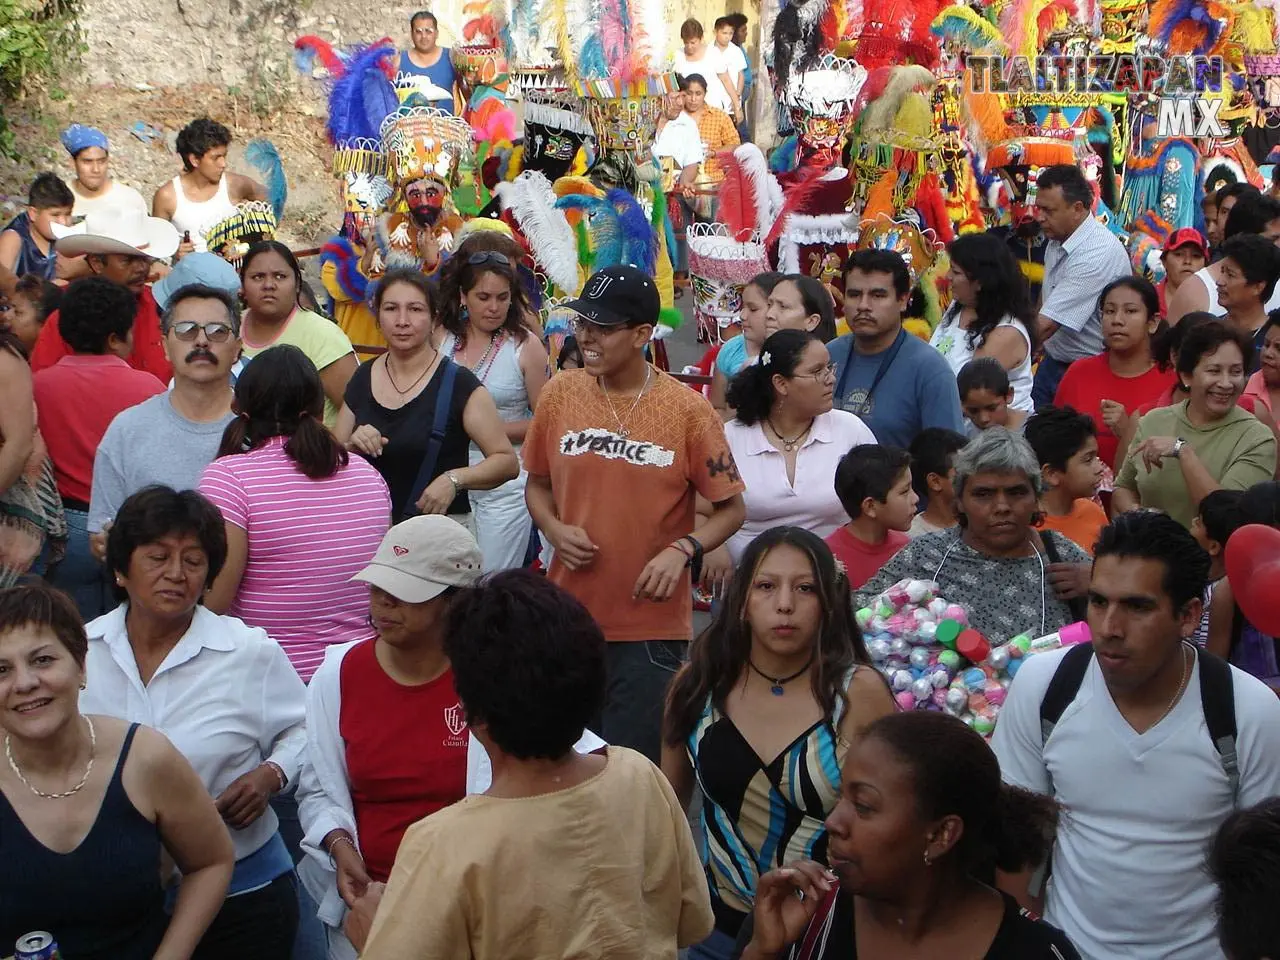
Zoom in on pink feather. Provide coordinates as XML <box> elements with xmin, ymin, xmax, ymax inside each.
<box><xmin>998</xmin><ymin>0</ymin><xmax>1040</xmax><ymax>57</ymax></box>
<box><xmin>715</xmin><ymin>150</ymin><xmax>757</xmax><ymax>241</ymax></box>
<box><xmin>600</xmin><ymin>2</ymin><xmax>628</xmax><ymax>80</ymax></box>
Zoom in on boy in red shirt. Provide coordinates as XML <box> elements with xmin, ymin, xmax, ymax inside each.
<box><xmin>1024</xmin><ymin>405</ymin><xmax>1108</xmax><ymax>555</ymax></box>
<box><xmin>826</xmin><ymin>445</ymin><xmax>917</xmax><ymax>588</ymax></box>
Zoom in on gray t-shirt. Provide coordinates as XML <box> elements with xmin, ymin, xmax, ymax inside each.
<box><xmin>89</xmin><ymin>392</ymin><xmax>235</xmax><ymax>532</ymax></box>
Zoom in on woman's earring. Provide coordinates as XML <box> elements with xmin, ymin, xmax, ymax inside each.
<box><xmin>923</xmin><ymin>849</ymin><xmax>932</xmax><ymax>867</ymax></box>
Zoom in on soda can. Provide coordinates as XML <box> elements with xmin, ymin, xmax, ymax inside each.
<box><xmin>15</xmin><ymin>931</ymin><xmax>60</xmax><ymax>959</ymax></box>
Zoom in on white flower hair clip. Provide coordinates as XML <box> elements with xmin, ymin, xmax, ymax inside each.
<box><xmin>760</xmin><ymin>351</ymin><xmax>772</xmax><ymax>366</ymax></box>
<box><xmin>833</xmin><ymin>558</ymin><xmax>848</xmax><ymax>580</ymax></box>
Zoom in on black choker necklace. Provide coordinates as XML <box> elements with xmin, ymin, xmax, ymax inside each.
<box><xmin>749</xmin><ymin>656</ymin><xmax>814</xmax><ymax>696</ymax></box>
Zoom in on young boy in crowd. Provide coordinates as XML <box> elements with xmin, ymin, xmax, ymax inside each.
<box><xmin>1</xmin><ymin>275</ymin><xmax>62</xmax><ymax>353</ymax></box>
<box><xmin>906</xmin><ymin>427</ymin><xmax>968</xmax><ymax>538</ymax></box>
<box><xmin>957</xmin><ymin>357</ymin><xmax>1028</xmax><ymax>434</ymax></box>
<box><xmin>1191</xmin><ymin>488</ymin><xmax>1245</xmax><ymax>647</ymax></box>
<box><xmin>0</xmin><ymin>173</ymin><xmax>74</xmax><ymax>282</ymax></box>
<box><xmin>827</xmin><ymin>444</ymin><xmax>917</xmax><ymax>588</ymax></box>
<box><xmin>1024</xmin><ymin>405</ymin><xmax>1108</xmax><ymax>554</ymax></box>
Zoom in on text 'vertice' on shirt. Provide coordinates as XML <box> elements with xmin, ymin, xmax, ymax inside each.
<box><xmin>521</xmin><ymin>369</ymin><xmax>746</xmax><ymax>642</ymax></box>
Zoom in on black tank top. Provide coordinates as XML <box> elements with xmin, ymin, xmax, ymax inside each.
<box><xmin>0</xmin><ymin>723</ymin><xmax>169</xmax><ymax>959</ymax></box>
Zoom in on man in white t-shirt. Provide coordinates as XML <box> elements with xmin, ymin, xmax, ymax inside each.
<box><xmin>673</xmin><ymin>18</ymin><xmax>740</xmax><ymax>120</ymax></box>
<box><xmin>713</xmin><ymin>17</ymin><xmax>747</xmax><ymax>118</ymax></box>
<box><xmin>992</xmin><ymin>510</ymin><xmax>1280</xmax><ymax>960</ymax></box>
<box><xmin>60</xmin><ymin>124</ymin><xmax>148</xmax><ymax>220</ymax></box>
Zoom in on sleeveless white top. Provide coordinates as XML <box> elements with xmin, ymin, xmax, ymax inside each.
<box><xmin>929</xmin><ymin>305</ymin><xmax>1035</xmax><ymax>412</ymax></box>
<box><xmin>1193</xmin><ymin>265</ymin><xmax>1280</xmax><ymax>316</ymax></box>
<box><xmin>440</xmin><ymin>331</ymin><xmax>530</xmax><ymax>462</ymax></box>
<box><xmin>169</xmin><ymin>174</ymin><xmax>237</xmax><ymax>253</ymax></box>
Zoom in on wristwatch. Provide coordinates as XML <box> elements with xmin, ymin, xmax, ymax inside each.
<box><xmin>1167</xmin><ymin>438</ymin><xmax>1187</xmax><ymax>459</ymax></box>
<box><xmin>446</xmin><ymin>471</ymin><xmax>464</xmax><ymax>494</ymax></box>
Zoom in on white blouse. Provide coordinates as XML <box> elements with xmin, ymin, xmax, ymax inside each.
<box><xmin>723</xmin><ymin>409</ymin><xmax>877</xmax><ymax>562</ymax></box>
<box><xmin>929</xmin><ymin>306</ymin><xmax>1035</xmax><ymax>412</ymax></box>
<box><xmin>82</xmin><ymin>604</ymin><xmax>307</xmax><ymax>864</ymax></box>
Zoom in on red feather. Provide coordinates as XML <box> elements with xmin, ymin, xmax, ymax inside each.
<box><xmin>1036</xmin><ymin>0</ymin><xmax>1074</xmax><ymax>46</ymax></box>
<box><xmin>852</xmin><ymin>66</ymin><xmax>894</xmax><ymax>120</ymax></box>
<box><xmin>915</xmin><ymin>174</ymin><xmax>953</xmax><ymax>244</ymax></box>
<box><xmin>766</xmin><ymin>167</ymin><xmax>832</xmax><ymax>251</ymax></box>
<box><xmin>295</xmin><ymin>35</ymin><xmax>346</xmax><ymax>77</ymax></box>
<box><xmin>715</xmin><ymin>149</ymin><xmax>756</xmax><ymax>241</ymax></box>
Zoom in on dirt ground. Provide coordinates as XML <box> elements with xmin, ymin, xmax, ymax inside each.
<box><xmin>0</xmin><ymin>84</ymin><xmax>342</xmax><ymax>248</ymax></box>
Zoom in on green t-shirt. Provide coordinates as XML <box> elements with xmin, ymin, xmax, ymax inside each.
<box><xmin>240</xmin><ymin>308</ymin><xmax>355</xmax><ymax>428</ymax></box>
<box><xmin>1116</xmin><ymin>400</ymin><xmax>1277</xmax><ymax>528</ymax></box>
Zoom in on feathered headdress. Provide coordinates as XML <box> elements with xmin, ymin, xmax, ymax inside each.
<box><xmin>245</xmin><ymin>139</ymin><xmax>287</xmax><ymax>222</ymax></box>
<box><xmin>325</xmin><ymin>41</ymin><xmax>399</xmax><ymax>146</ymax></box>
<box><xmin>1149</xmin><ymin>0</ymin><xmax>1233</xmax><ymax>55</ymax></box>
<box><xmin>930</xmin><ymin>5</ymin><xmax>1009</xmax><ymax>54</ymax></box>
<box><xmin>495</xmin><ymin>171</ymin><xmax>580</xmax><ymax>293</ymax></box>
<box><xmin>714</xmin><ymin>144</ymin><xmax>784</xmax><ymax>242</ymax></box>
<box><xmin>850</xmin><ymin>0</ymin><xmax>944</xmax><ymax>70</ymax></box>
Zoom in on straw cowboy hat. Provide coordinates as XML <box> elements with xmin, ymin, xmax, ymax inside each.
<box><xmin>52</xmin><ymin>208</ymin><xmax>180</xmax><ymax>260</ymax></box>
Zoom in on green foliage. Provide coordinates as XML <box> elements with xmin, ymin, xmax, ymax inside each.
<box><xmin>0</xmin><ymin>0</ymin><xmax>84</xmax><ymax>158</ymax></box>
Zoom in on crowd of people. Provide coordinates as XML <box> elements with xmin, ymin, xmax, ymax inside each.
<box><xmin>4</xmin><ymin>0</ymin><xmax>1280</xmax><ymax>957</ymax></box>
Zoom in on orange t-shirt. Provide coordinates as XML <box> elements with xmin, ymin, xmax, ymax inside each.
<box><xmin>522</xmin><ymin>367</ymin><xmax>746</xmax><ymax>642</ymax></box>
<box><xmin>1040</xmin><ymin>499</ymin><xmax>1108</xmax><ymax>556</ymax></box>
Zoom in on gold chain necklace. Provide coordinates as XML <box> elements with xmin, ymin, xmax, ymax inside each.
<box><xmin>1150</xmin><ymin>642</ymin><xmax>1193</xmax><ymax>730</ymax></box>
<box><xmin>6</xmin><ymin>716</ymin><xmax>96</xmax><ymax>799</ymax></box>
<box><xmin>600</xmin><ymin>365</ymin><xmax>652</xmax><ymax>439</ymax></box>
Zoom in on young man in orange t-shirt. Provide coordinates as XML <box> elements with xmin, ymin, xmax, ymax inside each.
<box><xmin>523</xmin><ymin>265</ymin><xmax>746</xmax><ymax>762</ymax></box>
<box><xmin>1025</xmin><ymin>405</ymin><xmax>1108</xmax><ymax>555</ymax></box>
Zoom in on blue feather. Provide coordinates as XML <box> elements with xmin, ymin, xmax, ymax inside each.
<box><xmin>245</xmin><ymin>139</ymin><xmax>287</xmax><ymax>220</ymax></box>
<box><xmin>328</xmin><ymin>42</ymin><xmax>396</xmax><ymax>144</ymax></box>
<box><xmin>579</xmin><ymin>36</ymin><xmax>609</xmax><ymax>79</ymax></box>
<box><xmin>555</xmin><ymin>194</ymin><xmax>622</xmax><ymax>268</ymax></box>
<box><xmin>362</xmin><ymin>68</ymin><xmax>399</xmax><ymax>137</ymax></box>
<box><xmin>606</xmin><ymin>188</ymin><xmax>656</xmax><ymax>274</ymax></box>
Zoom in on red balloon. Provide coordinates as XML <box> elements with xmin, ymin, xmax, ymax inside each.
<box><xmin>1225</xmin><ymin>524</ymin><xmax>1280</xmax><ymax>637</ymax></box>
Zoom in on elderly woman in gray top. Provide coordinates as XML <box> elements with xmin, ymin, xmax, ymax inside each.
<box><xmin>856</xmin><ymin>428</ymin><xmax>1092</xmax><ymax>644</ymax></box>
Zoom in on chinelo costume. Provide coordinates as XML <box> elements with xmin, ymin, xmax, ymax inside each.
<box><xmin>200</xmin><ymin>140</ymin><xmax>287</xmax><ymax>269</ymax></box>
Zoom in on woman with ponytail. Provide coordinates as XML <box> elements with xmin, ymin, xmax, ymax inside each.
<box><xmin>714</xmin><ymin>329</ymin><xmax>875</xmax><ymax>574</ymax></box>
<box><xmin>199</xmin><ymin>343</ymin><xmax>391</xmax><ymax>683</ymax></box>
<box><xmin>741</xmin><ymin>711</ymin><xmax>1080</xmax><ymax>960</ymax></box>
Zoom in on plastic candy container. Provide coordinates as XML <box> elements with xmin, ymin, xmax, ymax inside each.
<box><xmin>859</xmin><ymin>579</ymin><xmax>1093</xmax><ymax>741</ymax></box>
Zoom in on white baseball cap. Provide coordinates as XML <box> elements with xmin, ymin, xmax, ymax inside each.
<box><xmin>351</xmin><ymin>515</ymin><xmax>483</xmax><ymax>603</ymax></box>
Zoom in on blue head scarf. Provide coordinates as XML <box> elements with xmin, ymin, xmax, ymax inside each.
<box><xmin>60</xmin><ymin>124</ymin><xmax>110</xmax><ymax>157</ymax></box>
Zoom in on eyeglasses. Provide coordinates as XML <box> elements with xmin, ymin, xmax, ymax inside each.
<box><xmin>570</xmin><ymin>317</ymin><xmax>629</xmax><ymax>337</ymax></box>
<box><xmin>467</xmin><ymin>251</ymin><xmax>511</xmax><ymax>267</ymax></box>
<box><xmin>791</xmin><ymin>362</ymin><xmax>838</xmax><ymax>382</ymax></box>
<box><xmin>171</xmin><ymin>321</ymin><xmax>235</xmax><ymax>343</ymax></box>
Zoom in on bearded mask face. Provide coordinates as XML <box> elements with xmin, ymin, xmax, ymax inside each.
<box><xmin>405</xmin><ymin>177</ymin><xmax>448</xmax><ymax>227</ymax></box>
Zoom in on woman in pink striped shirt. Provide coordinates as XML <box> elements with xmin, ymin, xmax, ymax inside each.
<box><xmin>199</xmin><ymin>344</ymin><xmax>391</xmax><ymax>683</ymax></box>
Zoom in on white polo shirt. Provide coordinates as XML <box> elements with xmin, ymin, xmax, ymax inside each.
<box><xmin>722</xmin><ymin>408</ymin><xmax>876</xmax><ymax>562</ymax></box>
<box><xmin>992</xmin><ymin>646</ymin><xmax>1280</xmax><ymax>960</ymax></box>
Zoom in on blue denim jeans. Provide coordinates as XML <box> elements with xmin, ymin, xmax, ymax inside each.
<box><xmin>1031</xmin><ymin>355</ymin><xmax>1074</xmax><ymax>410</ymax></box>
<box><xmin>271</xmin><ymin>793</ymin><xmax>328</xmax><ymax>960</ymax></box>
<box><xmin>193</xmin><ymin>872</ymin><xmax>298</xmax><ymax>959</ymax></box>
<box><xmin>45</xmin><ymin>508</ymin><xmax>110</xmax><ymax>621</ymax></box>
<box><xmin>600</xmin><ymin>640</ymin><xmax>689</xmax><ymax>765</ymax></box>
<box><xmin>687</xmin><ymin>928</ymin><xmax>739</xmax><ymax>960</ymax></box>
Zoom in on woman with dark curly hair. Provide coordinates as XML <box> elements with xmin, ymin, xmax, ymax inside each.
<box><xmin>434</xmin><ymin>247</ymin><xmax>548</xmax><ymax>570</ymax></box>
<box><xmin>739</xmin><ymin>711</ymin><xmax>1079</xmax><ymax>959</ymax></box>
<box><xmin>931</xmin><ymin>232</ymin><xmax>1037</xmax><ymax>413</ymax></box>
<box><xmin>351</xmin><ymin>569</ymin><xmax>715</xmax><ymax>958</ymax></box>
<box><xmin>662</xmin><ymin>526</ymin><xmax>894</xmax><ymax>960</ymax></box>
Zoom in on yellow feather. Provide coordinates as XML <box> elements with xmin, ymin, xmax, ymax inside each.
<box><xmin>863</xmin><ymin>66</ymin><xmax>937</xmax><ymax>135</ymax></box>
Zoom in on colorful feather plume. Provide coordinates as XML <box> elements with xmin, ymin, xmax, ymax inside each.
<box><xmin>861</xmin><ymin>66</ymin><xmax>937</xmax><ymax>135</ymax></box>
<box><xmin>998</xmin><ymin>0</ymin><xmax>1046</xmax><ymax>62</ymax></box>
<box><xmin>714</xmin><ymin>144</ymin><xmax>779</xmax><ymax>241</ymax></box>
<box><xmin>765</xmin><ymin>167</ymin><xmax>831</xmax><ymax>250</ymax></box>
<box><xmin>319</xmin><ymin>238</ymin><xmax>369</xmax><ymax>303</ymax></box>
<box><xmin>929</xmin><ymin>5</ymin><xmax>1008</xmax><ymax>53</ymax></box>
<box><xmin>1036</xmin><ymin>0</ymin><xmax>1075</xmax><ymax>46</ymax></box>
<box><xmin>600</xmin><ymin>0</ymin><xmax>629</xmax><ymax>79</ymax></box>
<box><xmin>1149</xmin><ymin>0</ymin><xmax>1230</xmax><ymax>55</ymax></box>
<box><xmin>545</xmin><ymin>0</ymin><xmax>575</xmax><ymax>83</ymax></box>
<box><xmin>293</xmin><ymin>35</ymin><xmax>345</xmax><ymax>77</ymax></box>
<box><xmin>608</xmin><ymin>187</ymin><xmax>657</xmax><ymax>274</ymax></box>
<box><xmin>327</xmin><ymin>42</ymin><xmax>397</xmax><ymax>144</ymax></box>
<box><xmin>245</xmin><ymin>139</ymin><xmax>287</xmax><ymax>221</ymax></box>
<box><xmin>852</xmin><ymin>0</ymin><xmax>942</xmax><ymax>69</ymax></box>
<box><xmin>555</xmin><ymin>193</ymin><xmax>622</xmax><ymax>269</ymax></box>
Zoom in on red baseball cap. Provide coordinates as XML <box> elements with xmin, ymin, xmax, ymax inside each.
<box><xmin>1162</xmin><ymin>227</ymin><xmax>1208</xmax><ymax>256</ymax></box>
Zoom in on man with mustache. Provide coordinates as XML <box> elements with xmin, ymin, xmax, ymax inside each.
<box><xmin>88</xmin><ymin>283</ymin><xmax>241</xmax><ymax>555</ymax></box>
<box><xmin>31</xmin><ymin>208</ymin><xmax>181</xmax><ymax>382</ymax></box>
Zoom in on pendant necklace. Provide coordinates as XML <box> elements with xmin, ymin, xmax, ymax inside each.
<box><xmin>600</xmin><ymin>364</ymin><xmax>652</xmax><ymax>439</ymax></box>
<box><xmin>385</xmin><ymin>348</ymin><xmax>436</xmax><ymax>396</ymax></box>
<box><xmin>767</xmin><ymin>417</ymin><xmax>814</xmax><ymax>453</ymax></box>
<box><xmin>749</xmin><ymin>656</ymin><xmax>814</xmax><ymax>696</ymax></box>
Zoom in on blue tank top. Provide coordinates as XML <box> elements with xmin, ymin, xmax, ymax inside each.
<box><xmin>688</xmin><ymin>669</ymin><xmax>856</xmax><ymax>931</ymax></box>
<box><xmin>0</xmin><ymin>723</ymin><xmax>169</xmax><ymax>959</ymax></box>
<box><xmin>395</xmin><ymin>49</ymin><xmax>457</xmax><ymax>113</ymax></box>
<box><xmin>3</xmin><ymin>213</ymin><xmax>57</xmax><ymax>281</ymax></box>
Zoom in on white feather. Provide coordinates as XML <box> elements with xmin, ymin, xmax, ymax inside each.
<box><xmin>495</xmin><ymin>171</ymin><xmax>580</xmax><ymax>295</ymax></box>
<box><xmin>734</xmin><ymin>143</ymin><xmax>782</xmax><ymax>236</ymax></box>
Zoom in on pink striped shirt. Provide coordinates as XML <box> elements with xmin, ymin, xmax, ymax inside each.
<box><xmin>199</xmin><ymin>437</ymin><xmax>391</xmax><ymax>682</ymax></box>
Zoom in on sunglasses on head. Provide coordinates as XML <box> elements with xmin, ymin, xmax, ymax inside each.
<box><xmin>171</xmin><ymin>321</ymin><xmax>235</xmax><ymax>343</ymax></box>
<box><xmin>467</xmin><ymin>251</ymin><xmax>511</xmax><ymax>267</ymax></box>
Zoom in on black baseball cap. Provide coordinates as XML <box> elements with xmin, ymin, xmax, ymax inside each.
<box><xmin>563</xmin><ymin>264</ymin><xmax>660</xmax><ymax>328</ymax></box>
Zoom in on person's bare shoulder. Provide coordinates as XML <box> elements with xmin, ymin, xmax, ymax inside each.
<box><xmin>152</xmin><ymin>180</ymin><xmax>176</xmax><ymax>218</ymax></box>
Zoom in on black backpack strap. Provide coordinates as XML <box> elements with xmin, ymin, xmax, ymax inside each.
<box><xmin>1195</xmin><ymin>646</ymin><xmax>1240</xmax><ymax>804</ymax></box>
<box><xmin>406</xmin><ymin>358</ymin><xmax>459</xmax><ymax>516</ymax></box>
<box><xmin>1039</xmin><ymin>641</ymin><xmax>1095</xmax><ymax>746</ymax></box>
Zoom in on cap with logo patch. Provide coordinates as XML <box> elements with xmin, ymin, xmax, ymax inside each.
<box><xmin>351</xmin><ymin>515</ymin><xmax>482</xmax><ymax>603</ymax></box>
<box><xmin>563</xmin><ymin>264</ymin><xmax>661</xmax><ymax>328</ymax></box>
